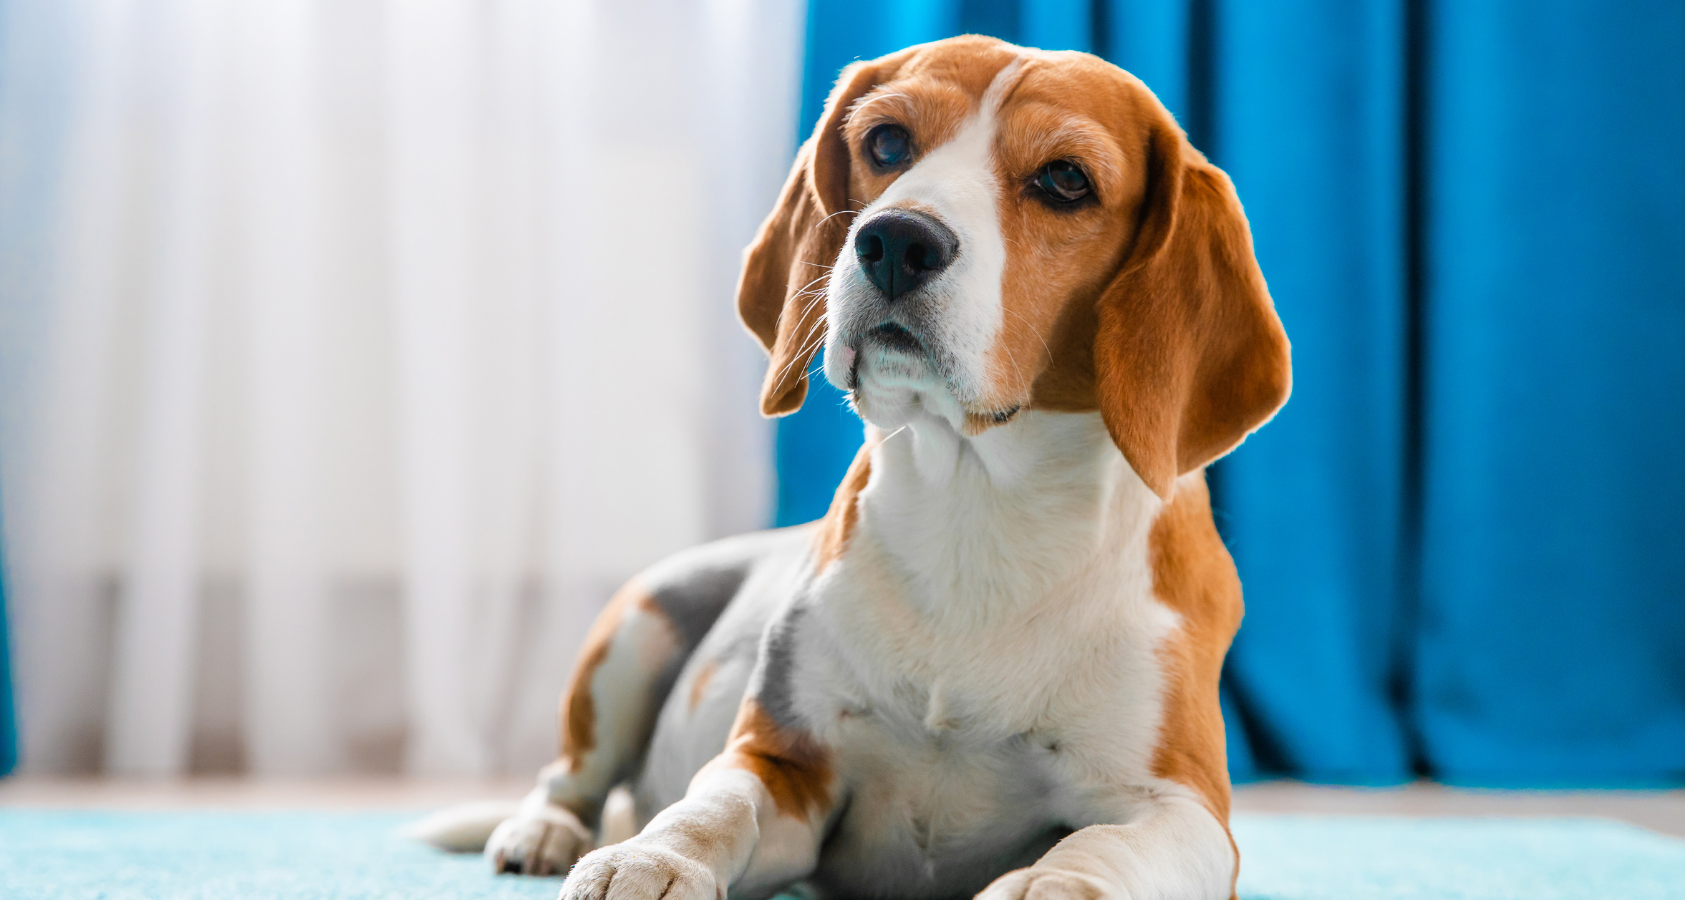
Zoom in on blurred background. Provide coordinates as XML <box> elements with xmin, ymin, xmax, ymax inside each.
<box><xmin>0</xmin><ymin>0</ymin><xmax>1679</xmax><ymax>792</ymax></box>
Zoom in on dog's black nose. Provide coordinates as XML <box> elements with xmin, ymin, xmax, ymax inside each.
<box><xmin>854</xmin><ymin>209</ymin><xmax>958</xmax><ymax>302</ymax></box>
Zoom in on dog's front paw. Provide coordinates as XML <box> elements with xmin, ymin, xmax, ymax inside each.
<box><xmin>560</xmin><ymin>843</ymin><xmax>718</xmax><ymax>900</ymax></box>
<box><xmin>976</xmin><ymin>867</ymin><xmax>1114</xmax><ymax>900</ymax></box>
<box><xmin>485</xmin><ymin>804</ymin><xmax>593</xmax><ymax>876</ymax></box>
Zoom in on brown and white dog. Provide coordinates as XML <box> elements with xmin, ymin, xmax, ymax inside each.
<box><xmin>416</xmin><ymin>35</ymin><xmax>1289</xmax><ymax>900</ymax></box>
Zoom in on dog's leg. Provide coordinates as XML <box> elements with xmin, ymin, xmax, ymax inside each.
<box><xmin>487</xmin><ymin>579</ymin><xmax>688</xmax><ymax>876</ymax></box>
<box><xmin>974</xmin><ymin>794</ymin><xmax>1237</xmax><ymax>900</ymax></box>
<box><xmin>559</xmin><ymin>698</ymin><xmax>836</xmax><ymax>900</ymax></box>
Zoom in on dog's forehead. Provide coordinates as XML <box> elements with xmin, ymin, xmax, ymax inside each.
<box><xmin>871</xmin><ymin>44</ymin><xmax>1146</xmax><ymax>148</ymax></box>
<box><xmin>1008</xmin><ymin>56</ymin><xmax>1136</xmax><ymax>113</ymax></box>
<box><xmin>894</xmin><ymin>38</ymin><xmax>1023</xmax><ymax>102</ymax></box>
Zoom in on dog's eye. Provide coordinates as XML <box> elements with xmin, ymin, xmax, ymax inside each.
<box><xmin>1035</xmin><ymin>160</ymin><xmax>1091</xmax><ymax>202</ymax></box>
<box><xmin>866</xmin><ymin>124</ymin><xmax>912</xmax><ymax>168</ymax></box>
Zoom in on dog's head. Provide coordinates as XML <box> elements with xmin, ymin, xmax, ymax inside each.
<box><xmin>737</xmin><ymin>36</ymin><xmax>1290</xmax><ymax>498</ymax></box>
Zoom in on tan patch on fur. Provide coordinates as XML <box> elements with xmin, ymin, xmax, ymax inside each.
<box><xmin>811</xmin><ymin>429</ymin><xmax>881</xmax><ymax>572</ymax></box>
<box><xmin>557</xmin><ymin>579</ymin><xmax>660</xmax><ymax>770</ymax></box>
<box><xmin>843</xmin><ymin>81</ymin><xmax>972</xmax><ymax>190</ymax></box>
<box><xmin>990</xmin><ymin>57</ymin><xmax>1163</xmax><ymax>414</ymax></box>
<box><xmin>1147</xmin><ymin>473</ymin><xmax>1242</xmax><ymax>894</ymax></box>
<box><xmin>700</xmin><ymin>699</ymin><xmax>835</xmax><ymax>821</ymax></box>
<box><xmin>687</xmin><ymin>658</ymin><xmax>719</xmax><ymax>713</ymax></box>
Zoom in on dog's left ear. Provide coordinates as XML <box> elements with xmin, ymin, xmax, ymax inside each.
<box><xmin>1094</xmin><ymin>114</ymin><xmax>1291</xmax><ymax>498</ymax></box>
<box><xmin>738</xmin><ymin>53</ymin><xmax>910</xmax><ymax>416</ymax></box>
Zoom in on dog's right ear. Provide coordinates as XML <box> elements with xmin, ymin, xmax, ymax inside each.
<box><xmin>737</xmin><ymin>55</ymin><xmax>906</xmax><ymax>417</ymax></box>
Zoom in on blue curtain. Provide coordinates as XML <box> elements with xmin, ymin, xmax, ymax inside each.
<box><xmin>1415</xmin><ymin>2</ymin><xmax>1685</xmax><ymax>786</ymax></box>
<box><xmin>785</xmin><ymin>0</ymin><xmax>1685</xmax><ymax>785</ymax></box>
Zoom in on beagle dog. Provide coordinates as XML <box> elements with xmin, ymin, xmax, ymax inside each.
<box><xmin>420</xmin><ymin>35</ymin><xmax>1289</xmax><ymax>900</ymax></box>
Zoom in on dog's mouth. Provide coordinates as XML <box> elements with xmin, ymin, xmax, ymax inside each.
<box><xmin>842</xmin><ymin>320</ymin><xmax>975</xmax><ymax>408</ymax></box>
<box><xmin>847</xmin><ymin>323</ymin><xmax>927</xmax><ymax>392</ymax></box>
<box><xmin>865</xmin><ymin>322</ymin><xmax>925</xmax><ymax>355</ymax></box>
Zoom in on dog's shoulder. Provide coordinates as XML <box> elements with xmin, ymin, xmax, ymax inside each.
<box><xmin>630</xmin><ymin>526</ymin><xmax>815</xmax><ymax>650</ymax></box>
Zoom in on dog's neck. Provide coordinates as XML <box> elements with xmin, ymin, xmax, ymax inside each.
<box><xmin>852</xmin><ymin>406</ymin><xmax>1164</xmax><ymax>623</ymax></box>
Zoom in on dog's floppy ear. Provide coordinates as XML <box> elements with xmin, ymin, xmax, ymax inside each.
<box><xmin>1094</xmin><ymin>115</ymin><xmax>1291</xmax><ymax>498</ymax></box>
<box><xmin>737</xmin><ymin>55</ymin><xmax>905</xmax><ymax>416</ymax></box>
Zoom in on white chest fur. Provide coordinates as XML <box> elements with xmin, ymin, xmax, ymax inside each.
<box><xmin>782</xmin><ymin>411</ymin><xmax>1183</xmax><ymax>870</ymax></box>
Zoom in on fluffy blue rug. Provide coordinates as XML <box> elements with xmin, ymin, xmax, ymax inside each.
<box><xmin>1</xmin><ymin>809</ymin><xmax>1680</xmax><ymax>899</ymax></box>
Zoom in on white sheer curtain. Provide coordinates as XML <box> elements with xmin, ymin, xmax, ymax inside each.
<box><xmin>0</xmin><ymin>0</ymin><xmax>803</xmax><ymax>776</ymax></box>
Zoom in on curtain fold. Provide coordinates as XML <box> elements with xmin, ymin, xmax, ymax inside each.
<box><xmin>239</xmin><ymin>0</ymin><xmax>337</xmax><ymax>776</ymax></box>
<box><xmin>0</xmin><ymin>0</ymin><xmax>802</xmax><ymax>776</ymax></box>
<box><xmin>1207</xmin><ymin>0</ymin><xmax>1415</xmax><ymax>784</ymax></box>
<box><xmin>98</xmin><ymin>0</ymin><xmax>219</xmax><ymax>776</ymax></box>
<box><xmin>384</xmin><ymin>0</ymin><xmax>510</xmax><ymax>779</ymax></box>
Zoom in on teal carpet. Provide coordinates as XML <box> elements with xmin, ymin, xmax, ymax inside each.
<box><xmin>1</xmin><ymin>810</ymin><xmax>1681</xmax><ymax>899</ymax></box>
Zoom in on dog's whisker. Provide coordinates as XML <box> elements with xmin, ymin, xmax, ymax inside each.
<box><xmin>992</xmin><ymin>334</ymin><xmax>1030</xmax><ymax>401</ymax></box>
<box><xmin>813</xmin><ymin>207</ymin><xmax>860</xmax><ymax>229</ymax></box>
<box><xmin>772</xmin><ymin>326</ymin><xmax>831</xmax><ymax>385</ymax></box>
<box><xmin>1001</xmin><ymin>306</ymin><xmax>1054</xmax><ymax>363</ymax></box>
<box><xmin>878</xmin><ymin>423</ymin><xmax>912</xmax><ymax>444</ymax></box>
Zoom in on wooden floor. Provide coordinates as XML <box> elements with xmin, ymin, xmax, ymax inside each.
<box><xmin>2</xmin><ymin>777</ymin><xmax>1682</xmax><ymax>838</ymax></box>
